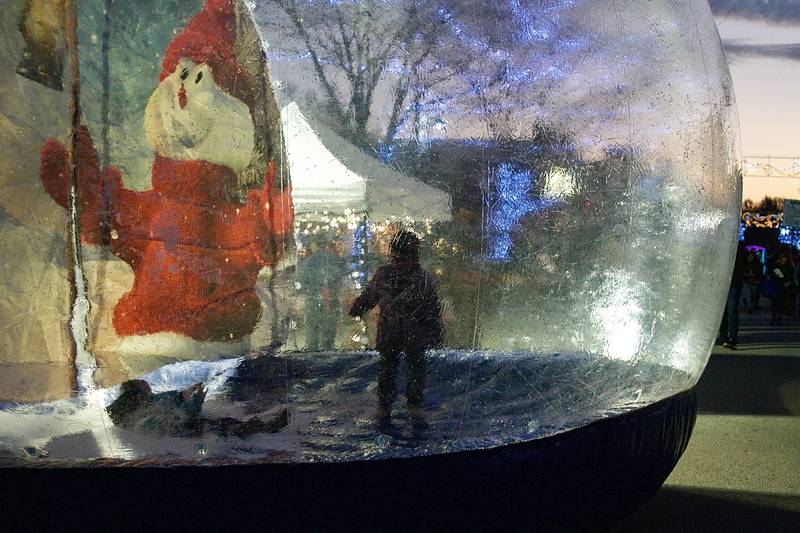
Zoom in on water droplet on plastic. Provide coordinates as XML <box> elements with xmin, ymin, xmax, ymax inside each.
<box><xmin>375</xmin><ymin>434</ymin><xmax>391</xmax><ymax>449</ymax></box>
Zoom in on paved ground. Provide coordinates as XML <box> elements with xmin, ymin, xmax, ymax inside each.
<box><xmin>616</xmin><ymin>310</ymin><xmax>800</xmax><ymax>531</ymax></box>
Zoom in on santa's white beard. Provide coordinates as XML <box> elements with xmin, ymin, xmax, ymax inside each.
<box><xmin>144</xmin><ymin>61</ymin><xmax>255</xmax><ymax>174</ymax></box>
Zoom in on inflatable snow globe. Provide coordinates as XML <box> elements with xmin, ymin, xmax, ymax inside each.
<box><xmin>0</xmin><ymin>0</ymin><xmax>739</xmax><ymax>528</ymax></box>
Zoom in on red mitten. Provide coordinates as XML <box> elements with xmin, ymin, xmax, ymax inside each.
<box><xmin>260</xmin><ymin>160</ymin><xmax>294</xmax><ymax>237</ymax></box>
<box><xmin>39</xmin><ymin>125</ymin><xmax>101</xmax><ymax>210</ymax></box>
<box><xmin>245</xmin><ymin>160</ymin><xmax>295</xmax><ymax>265</ymax></box>
<box><xmin>40</xmin><ymin>139</ymin><xmax>69</xmax><ymax>209</ymax></box>
<box><xmin>39</xmin><ymin>125</ymin><xmax>131</xmax><ymax>247</ymax></box>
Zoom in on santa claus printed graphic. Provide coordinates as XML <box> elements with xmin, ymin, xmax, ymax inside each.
<box><xmin>39</xmin><ymin>0</ymin><xmax>293</xmax><ymax>366</ymax></box>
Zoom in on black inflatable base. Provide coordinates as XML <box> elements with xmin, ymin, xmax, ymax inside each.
<box><xmin>1</xmin><ymin>388</ymin><xmax>696</xmax><ymax>530</ymax></box>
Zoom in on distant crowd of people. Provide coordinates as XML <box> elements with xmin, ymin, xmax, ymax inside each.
<box><xmin>718</xmin><ymin>243</ymin><xmax>800</xmax><ymax>349</ymax></box>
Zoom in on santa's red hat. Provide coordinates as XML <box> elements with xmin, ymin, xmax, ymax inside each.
<box><xmin>161</xmin><ymin>0</ymin><xmax>256</xmax><ymax>107</ymax></box>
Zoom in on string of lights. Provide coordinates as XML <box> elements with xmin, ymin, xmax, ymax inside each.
<box><xmin>742</xmin><ymin>156</ymin><xmax>800</xmax><ymax>179</ymax></box>
<box><xmin>741</xmin><ymin>211</ymin><xmax>783</xmax><ymax>228</ymax></box>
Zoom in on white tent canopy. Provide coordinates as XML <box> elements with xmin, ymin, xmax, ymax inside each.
<box><xmin>280</xmin><ymin>102</ymin><xmax>452</xmax><ymax>222</ymax></box>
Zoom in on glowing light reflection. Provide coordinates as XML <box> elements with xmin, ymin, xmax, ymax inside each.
<box><xmin>592</xmin><ymin>270</ymin><xmax>643</xmax><ymax>361</ymax></box>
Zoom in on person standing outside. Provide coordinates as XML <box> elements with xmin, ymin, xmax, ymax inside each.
<box><xmin>766</xmin><ymin>253</ymin><xmax>792</xmax><ymax>326</ymax></box>
<box><xmin>297</xmin><ymin>237</ymin><xmax>347</xmax><ymax>351</ymax></box>
<box><xmin>741</xmin><ymin>251</ymin><xmax>763</xmax><ymax>313</ymax></box>
<box><xmin>793</xmin><ymin>251</ymin><xmax>800</xmax><ymax>316</ymax></box>
<box><xmin>349</xmin><ymin>231</ymin><xmax>444</xmax><ymax>425</ymax></box>
<box><xmin>718</xmin><ymin>243</ymin><xmax>746</xmax><ymax>349</ymax></box>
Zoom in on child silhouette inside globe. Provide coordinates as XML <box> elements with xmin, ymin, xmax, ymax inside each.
<box><xmin>349</xmin><ymin>231</ymin><xmax>444</xmax><ymax>426</ymax></box>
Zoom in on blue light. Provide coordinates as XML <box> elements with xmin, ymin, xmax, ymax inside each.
<box><xmin>778</xmin><ymin>224</ymin><xmax>800</xmax><ymax>250</ymax></box>
<box><xmin>376</xmin><ymin>142</ymin><xmax>397</xmax><ymax>163</ymax></box>
<box><xmin>504</xmin><ymin>66</ymin><xmax>533</xmax><ymax>84</ymax></box>
<box><xmin>485</xmin><ymin>163</ymin><xmax>559</xmax><ymax>262</ymax></box>
<box><xmin>351</xmin><ymin>220</ymin><xmax>372</xmax><ymax>285</ymax></box>
<box><xmin>507</xmin><ymin>0</ymin><xmax>577</xmax><ymax>45</ymax></box>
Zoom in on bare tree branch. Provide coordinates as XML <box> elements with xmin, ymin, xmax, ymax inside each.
<box><xmin>265</xmin><ymin>0</ymin><xmax>464</xmax><ymax>147</ymax></box>
<box><xmin>280</xmin><ymin>0</ymin><xmax>348</xmax><ymax>124</ymax></box>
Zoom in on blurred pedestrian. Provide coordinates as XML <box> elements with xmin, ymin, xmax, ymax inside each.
<box><xmin>718</xmin><ymin>243</ymin><xmax>745</xmax><ymax>349</ymax></box>
<box><xmin>297</xmin><ymin>237</ymin><xmax>347</xmax><ymax>351</ymax></box>
<box><xmin>741</xmin><ymin>251</ymin><xmax>763</xmax><ymax>313</ymax></box>
<box><xmin>793</xmin><ymin>251</ymin><xmax>800</xmax><ymax>316</ymax></box>
<box><xmin>764</xmin><ymin>253</ymin><xmax>792</xmax><ymax>325</ymax></box>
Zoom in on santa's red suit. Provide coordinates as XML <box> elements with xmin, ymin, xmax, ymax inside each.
<box><xmin>39</xmin><ymin>0</ymin><xmax>293</xmax><ymax>346</ymax></box>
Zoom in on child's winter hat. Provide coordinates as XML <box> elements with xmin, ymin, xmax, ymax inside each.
<box><xmin>391</xmin><ymin>230</ymin><xmax>421</xmax><ymax>261</ymax></box>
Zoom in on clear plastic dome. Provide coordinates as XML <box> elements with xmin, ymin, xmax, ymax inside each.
<box><xmin>0</xmin><ymin>0</ymin><xmax>739</xmax><ymax>464</ymax></box>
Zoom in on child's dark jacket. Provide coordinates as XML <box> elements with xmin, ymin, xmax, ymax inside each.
<box><xmin>350</xmin><ymin>262</ymin><xmax>444</xmax><ymax>352</ymax></box>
